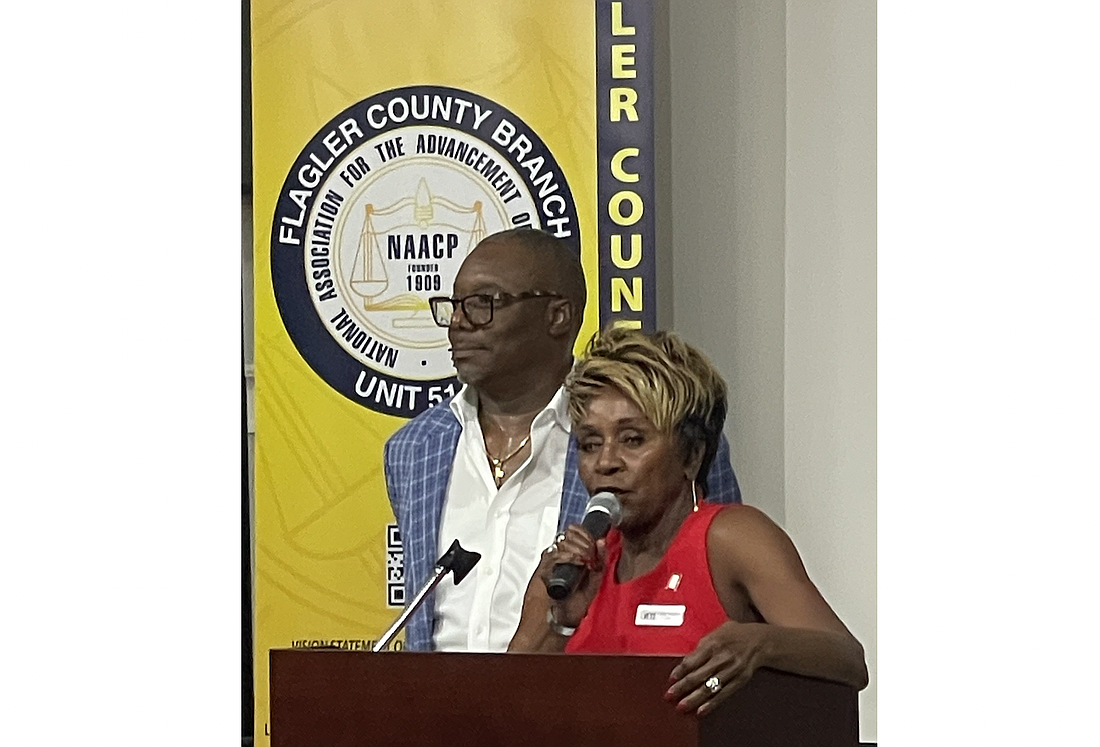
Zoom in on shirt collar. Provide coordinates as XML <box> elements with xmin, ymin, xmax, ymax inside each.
<box><xmin>449</xmin><ymin>383</ymin><xmax>571</xmax><ymax>433</ymax></box>
<box><xmin>449</xmin><ymin>383</ymin><xmax>480</xmax><ymax>426</ymax></box>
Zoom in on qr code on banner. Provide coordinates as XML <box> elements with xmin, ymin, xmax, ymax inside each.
<box><xmin>386</xmin><ymin>524</ymin><xmax>404</xmax><ymax>607</ymax></box>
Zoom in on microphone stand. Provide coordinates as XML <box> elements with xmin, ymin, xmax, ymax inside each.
<box><xmin>372</xmin><ymin>538</ymin><xmax>481</xmax><ymax>652</ymax></box>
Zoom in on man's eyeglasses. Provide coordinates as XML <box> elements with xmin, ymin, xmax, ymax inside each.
<box><xmin>428</xmin><ymin>291</ymin><xmax>564</xmax><ymax>328</ymax></box>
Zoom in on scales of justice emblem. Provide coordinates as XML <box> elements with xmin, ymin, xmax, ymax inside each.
<box><xmin>323</xmin><ymin>152</ymin><xmax>527</xmax><ymax>384</ymax></box>
<box><xmin>348</xmin><ymin>177</ymin><xmax>487</xmax><ymax>332</ymax></box>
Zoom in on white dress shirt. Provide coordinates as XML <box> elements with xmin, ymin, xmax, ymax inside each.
<box><xmin>432</xmin><ymin>384</ymin><xmax>570</xmax><ymax>652</ymax></box>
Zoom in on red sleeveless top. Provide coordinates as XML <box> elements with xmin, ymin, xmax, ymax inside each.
<box><xmin>565</xmin><ymin>501</ymin><xmax>731</xmax><ymax>655</ymax></box>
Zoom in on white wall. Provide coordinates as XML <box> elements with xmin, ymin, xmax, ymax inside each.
<box><xmin>668</xmin><ymin>0</ymin><xmax>877</xmax><ymax>739</ymax></box>
<box><xmin>666</xmin><ymin>0</ymin><xmax>788</xmax><ymax>527</ymax></box>
<box><xmin>784</xmin><ymin>0</ymin><xmax>877</xmax><ymax>739</ymax></box>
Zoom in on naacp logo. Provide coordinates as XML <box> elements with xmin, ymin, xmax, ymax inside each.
<box><xmin>270</xmin><ymin>85</ymin><xmax>580</xmax><ymax>417</ymax></box>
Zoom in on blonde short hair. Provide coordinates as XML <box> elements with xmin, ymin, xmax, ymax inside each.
<box><xmin>566</xmin><ymin>326</ymin><xmax>728</xmax><ymax>487</ymax></box>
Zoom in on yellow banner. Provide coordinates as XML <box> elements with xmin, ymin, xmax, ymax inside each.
<box><xmin>251</xmin><ymin>0</ymin><xmax>605</xmax><ymax>741</ymax></box>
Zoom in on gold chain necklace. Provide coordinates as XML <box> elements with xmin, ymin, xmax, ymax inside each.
<box><xmin>485</xmin><ymin>434</ymin><xmax>531</xmax><ymax>486</ymax></box>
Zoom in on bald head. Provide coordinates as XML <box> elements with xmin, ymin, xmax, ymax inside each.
<box><xmin>475</xmin><ymin>228</ymin><xmax>587</xmax><ymax>337</ymax></box>
<box><xmin>446</xmin><ymin>229</ymin><xmax>586</xmax><ymax>397</ymax></box>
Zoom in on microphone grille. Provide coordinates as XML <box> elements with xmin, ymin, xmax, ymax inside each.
<box><xmin>586</xmin><ymin>491</ymin><xmax>622</xmax><ymax>527</ymax></box>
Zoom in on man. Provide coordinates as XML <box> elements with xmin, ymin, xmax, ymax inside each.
<box><xmin>384</xmin><ymin>228</ymin><xmax>741</xmax><ymax>651</ymax></box>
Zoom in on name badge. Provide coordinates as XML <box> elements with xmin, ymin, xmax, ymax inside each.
<box><xmin>634</xmin><ymin>604</ymin><xmax>686</xmax><ymax>627</ymax></box>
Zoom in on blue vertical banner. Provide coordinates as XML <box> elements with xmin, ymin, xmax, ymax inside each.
<box><xmin>597</xmin><ymin>0</ymin><xmax>657</xmax><ymax>331</ymax></box>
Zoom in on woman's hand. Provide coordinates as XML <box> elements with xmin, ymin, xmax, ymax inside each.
<box><xmin>664</xmin><ymin>621</ymin><xmax>772</xmax><ymax>717</ymax></box>
<box><xmin>538</xmin><ymin>524</ymin><xmax>608</xmax><ymax>630</ymax></box>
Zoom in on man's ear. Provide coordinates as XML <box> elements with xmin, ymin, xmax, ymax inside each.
<box><xmin>546</xmin><ymin>299</ymin><xmax>574</xmax><ymax>337</ymax></box>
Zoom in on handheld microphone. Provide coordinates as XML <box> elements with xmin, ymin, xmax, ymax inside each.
<box><xmin>545</xmin><ymin>492</ymin><xmax>622</xmax><ymax>600</ymax></box>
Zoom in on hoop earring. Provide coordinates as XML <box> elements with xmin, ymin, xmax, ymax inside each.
<box><xmin>691</xmin><ymin>481</ymin><xmax>699</xmax><ymax>512</ymax></box>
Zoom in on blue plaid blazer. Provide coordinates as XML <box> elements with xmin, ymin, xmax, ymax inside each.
<box><xmin>382</xmin><ymin>397</ymin><xmax>742</xmax><ymax>651</ymax></box>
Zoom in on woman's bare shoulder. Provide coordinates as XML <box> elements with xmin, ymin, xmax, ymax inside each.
<box><xmin>709</xmin><ymin>504</ymin><xmax>783</xmax><ymax>539</ymax></box>
<box><xmin>707</xmin><ymin>504</ymin><xmax>804</xmax><ymax>573</ymax></box>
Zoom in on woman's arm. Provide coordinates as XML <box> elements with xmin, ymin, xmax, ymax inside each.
<box><xmin>667</xmin><ymin>506</ymin><xmax>868</xmax><ymax>715</ymax></box>
<box><xmin>507</xmin><ymin>526</ymin><xmax>608</xmax><ymax>653</ymax></box>
<box><xmin>506</xmin><ymin>585</ymin><xmax>571</xmax><ymax>653</ymax></box>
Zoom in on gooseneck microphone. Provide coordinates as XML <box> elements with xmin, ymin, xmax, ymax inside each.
<box><xmin>545</xmin><ymin>492</ymin><xmax>622</xmax><ymax>600</ymax></box>
<box><xmin>372</xmin><ymin>538</ymin><xmax>481</xmax><ymax>652</ymax></box>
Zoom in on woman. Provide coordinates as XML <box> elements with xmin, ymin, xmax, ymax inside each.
<box><xmin>508</xmin><ymin>327</ymin><xmax>868</xmax><ymax>717</ymax></box>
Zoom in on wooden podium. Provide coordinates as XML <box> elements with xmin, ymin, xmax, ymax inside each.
<box><xmin>270</xmin><ymin>649</ymin><xmax>858</xmax><ymax>746</ymax></box>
